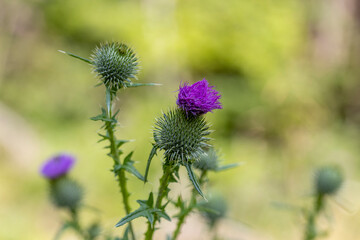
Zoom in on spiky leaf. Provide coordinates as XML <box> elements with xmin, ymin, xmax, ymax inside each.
<box><xmin>113</xmin><ymin>152</ymin><xmax>144</xmax><ymax>181</ymax></box>
<box><xmin>144</xmin><ymin>146</ymin><xmax>157</xmax><ymax>183</ymax></box>
<box><xmin>115</xmin><ymin>193</ymin><xmax>170</xmax><ymax>227</ymax></box>
<box><xmin>185</xmin><ymin>162</ymin><xmax>206</xmax><ymax>200</ymax></box>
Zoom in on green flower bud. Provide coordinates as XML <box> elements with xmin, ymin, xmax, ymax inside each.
<box><xmin>50</xmin><ymin>178</ymin><xmax>83</xmax><ymax>210</ymax></box>
<box><xmin>315</xmin><ymin>166</ymin><xmax>344</xmax><ymax>196</ymax></box>
<box><xmin>193</xmin><ymin>148</ymin><xmax>220</xmax><ymax>171</ymax></box>
<box><xmin>200</xmin><ymin>194</ymin><xmax>227</xmax><ymax>228</ymax></box>
<box><xmin>153</xmin><ymin>109</ymin><xmax>211</xmax><ymax>164</ymax></box>
<box><xmin>91</xmin><ymin>42</ymin><xmax>139</xmax><ymax>91</ymax></box>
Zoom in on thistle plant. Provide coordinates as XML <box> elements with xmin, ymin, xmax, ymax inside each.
<box><xmin>53</xmin><ymin>42</ymin><xmax>238</xmax><ymax>240</ymax></box>
<box><xmin>60</xmin><ymin>42</ymin><xmax>160</xmax><ymax>240</ymax></box>
<box><xmin>303</xmin><ymin>165</ymin><xmax>344</xmax><ymax>240</ymax></box>
<box><xmin>40</xmin><ymin>154</ymin><xmax>100</xmax><ymax>240</ymax></box>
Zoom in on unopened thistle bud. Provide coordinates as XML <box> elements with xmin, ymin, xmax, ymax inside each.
<box><xmin>153</xmin><ymin>109</ymin><xmax>211</xmax><ymax>164</ymax></box>
<box><xmin>193</xmin><ymin>148</ymin><xmax>220</xmax><ymax>171</ymax></box>
<box><xmin>50</xmin><ymin>178</ymin><xmax>83</xmax><ymax>210</ymax></box>
<box><xmin>91</xmin><ymin>42</ymin><xmax>139</xmax><ymax>91</ymax></box>
<box><xmin>200</xmin><ymin>194</ymin><xmax>227</xmax><ymax>228</ymax></box>
<box><xmin>315</xmin><ymin>166</ymin><xmax>344</xmax><ymax>196</ymax></box>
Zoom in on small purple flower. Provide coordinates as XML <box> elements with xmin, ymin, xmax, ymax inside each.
<box><xmin>40</xmin><ymin>154</ymin><xmax>75</xmax><ymax>179</ymax></box>
<box><xmin>177</xmin><ymin>78</ymin><xmax>222</xmax><ymax>116</ymax></box>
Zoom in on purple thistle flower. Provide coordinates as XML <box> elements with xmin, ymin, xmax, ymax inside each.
<box><xmin>40</xmin><ymin>154</ymin><xmax>75</xmax><ymax>179</ymax></box>
<box><xmin>177</xmin><ymin>78</ymin><xmax>222</xmax><ymax>116</ymax></box>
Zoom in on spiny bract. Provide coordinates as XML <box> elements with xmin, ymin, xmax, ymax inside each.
<box><xmin>91</xmin><ymin>42</ymin><xmax>139</xmax><ymax>91</ymax></box>
<box><xmin>153</xmin><ymin>109</ymin><xmax>211</xmax><ymax>164</ymax></box>
<box><xmin>50</xmin><ymin>178</ymin><xmax>83</xmax><ymax>210</ymax></box>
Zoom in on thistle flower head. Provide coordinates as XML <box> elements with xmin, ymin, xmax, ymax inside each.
<box><xmin>40</xmin><ymin>154</ymin><xmax>75</xmax><ymax>179</ymax></box>
<box><xmin>177</xmin><ymin>79</ymin><xmax>222</xmax><ymax>116</ymax></box>
<box><xmin>153</xmin><ymin>109</ymin><xmax>211</xmax><ymax>164</ymax></box>
<box><xmin>50</xmin><ymin>178</ymin><xmax>83</xmax><ymax>210</ymax></box>
<box><xmin>91</xmin><ymin>42</ymin><xmax>139</xmax><ymax>91</ymax></box>
<box><xmin>315</xmin><ymin>166</ymin><xmax>344</xmax><ymax>196</ymax></box>
<box><xmin>193</xmin><ymin>148</ymin><xmax>220</xmax><ymax>171</ymax></box>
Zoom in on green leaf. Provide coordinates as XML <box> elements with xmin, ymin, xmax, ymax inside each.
<box><xmin>216</xmin><ymin>163</ymin><xmax>241</xmax><ymax>172</ymax></box>
<box><xmin>124</xmin><ymin>82</ymin><xmax>161</xmax><ymax>88</ymax></box>
<box><xmin>122</xmin><ymin>152</ymin><xmax>145</xmax><ymax>181</ymax></box>
<box><xmin>185</xmin><ymin>162</ymin><xmax>206</xmax><ymax>200</ymax></box>
<box><xmin>90</xmin><ymin>115</ymin><xmax>117</xmax><ymax>123</ymax></box>
<box><xmin>115</xmin><ymin>193</ymin><xmax>170</xmax><ymax>228</ymax></box>
<box><xmin>144</xmin><ymin>146</ymin><xmax>157</xmax><ymax>183</ymax></box>
<box><xmin>58</xmin><ymin>50</ymin><xmax>93</xmax><ymax>64</ymax></box>
<box><xmin>91</xmin><ymin>108</ymin><xmax>116</xmax><ymax>122</ymax></box>
<box><xmin>97</xmin><ymin>133</ymin><xmax>109</xmax><ymax>142</ymax></box>
<box><xmin>116</xmin><ymin>139</ymin><xmax>130</xmax><ymax>149</ymax></box>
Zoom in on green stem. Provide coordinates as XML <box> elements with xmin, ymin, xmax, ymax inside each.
<box><xmin>145</xmin><ymin>164</ymin><xmax>174</xmax><ymax>240</ymax></box>
<box><xmin>104</xmin><ymin>90</ymin><xmax>136</xmax><ymax>240</ymax></box>
<box><xmin>69</xmin><ymin>208</ymin><xmax>88</xmax><ymax>240</ymax></box>
<box><xmin>304</xmin><ymin>194</ymin><xmax>324</xmax><ymax>240</ymax></box>
<box><xmin>172</xmin><ymin>170</ymin><xmax>207</xmax><ymax>240</ymax></box>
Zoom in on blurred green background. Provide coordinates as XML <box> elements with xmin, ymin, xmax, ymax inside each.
<box><xmin>1</xmin><ymin>0</ymin><xmax>360</xmax><ymax>239</ymax></box>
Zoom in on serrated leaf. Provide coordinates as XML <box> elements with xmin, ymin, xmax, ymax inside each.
<box><xmin>144</xmin><ymin>146</ymin><xmax>157</xmax><ymax>183</ymax></box>
<box><xmin>115</xmin><ymin>207</ymin><xmax>154</xmax><ymax>227</ymax></box>
<box><xmin>185</xmin><ymin>162</ymin><xmax>206</xmax><ymax>200</ymax></box>
<box><xmin>113</xmin><ymin>152</ymin><xmax>145</xmax><ymax>181</ymax></box>
<box><xmin>90</xmin><ymin>114</ymin><xmax>116</xmax><ymax>123</ymax></box>
<box><xmin>97</xmin><ymin>133</ymin><xmax>109</xmax><ymax>142</ymax></box>
<box><xmin>123</xmin><ymin>153</ymin><xmax>145</xmax><ymax>181</ymax></box>
<box><xmin>116</xmin><ymin>139</ymin><xmax>129</xmax><ymax>149</ymax></box>
<box><xmin>58</xmin><ymin>50</ymin><xmax>93</xmax><ymax>64</ymax></box>
<box><xmin>157</xmin><ymin>211</ymin><xmax>171</xmax><ymax>222</ymax></box>
<box><xmin>115</xmin><ymin>193</ymin><xmax>170</xmax><ymax>227</ymax></box>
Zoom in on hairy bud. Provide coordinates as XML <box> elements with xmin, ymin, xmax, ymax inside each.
<box><xmin>153</xmin><ymin>109</ymin><xmax>211</xmax><ymax>164</ymax></box>
<box><xmin>193</xmin><ymin>148</ymin><xmax>220</xmax><ymax>171</ymax></box>
<box><xmin>315</xmin><ymin>166</ymin><xmax>344</xmax><ymax>196</ymax></box>
<box><xmin>50</xmin><ymin>178</ymin><xmax>83</xmax><ymax>210</ymax></box>
<box><xmin>91</xmin><ymin>42</ymin><xmax>139</xmax><ymax>91</ymax></box>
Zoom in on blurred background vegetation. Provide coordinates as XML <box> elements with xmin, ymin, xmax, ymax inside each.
<box><xmin>1</xmin><ymin>0</ymin><xmax>360</xmax><ymax>239</ymax></box>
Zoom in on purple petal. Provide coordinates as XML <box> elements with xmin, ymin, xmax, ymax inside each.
<box><xmin>40</xmin><ymin>154</ymin><xmax>75</xmax><ymax>179</ymax></box>
<box><xmin>176</xmin><ymin>78</ymin><xmax>222</xmax><ymax>116</ymax></box>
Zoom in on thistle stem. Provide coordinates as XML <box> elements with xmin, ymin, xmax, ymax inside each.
<box><xmin>172</xmin><ymin>170</ymin><xmax>207</xmax><ymax>240</ymax></box>
<box><xmin>69</xmin><ymin>208</ymin><xmax>88</xmax><ymax>240</ymax></box>
<box><xmin>104</xmin><ymin>89</ymin><xmax>136</xmax><ymax>240</ymax></box>
<box><xmin>304</xmin><ymin>194</ymin><xmax>324</xmax><ymax>240</ymax></box>
<box><xmin>145</xmin><ymin>164</ymin><xmax>174</xmax><ymax>240</ymax></box>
